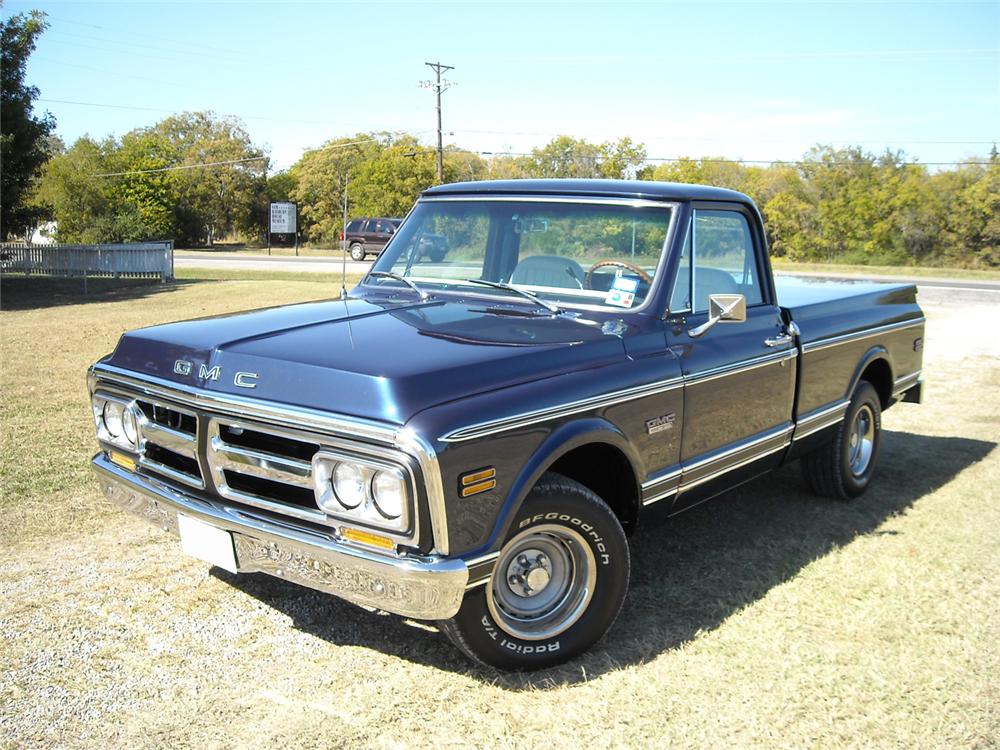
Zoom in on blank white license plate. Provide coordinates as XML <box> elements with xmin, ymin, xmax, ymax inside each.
<box><xmin>177</xmin><ymin>514</ymin><xmax>238</xmax><ymax>574</ymax></box>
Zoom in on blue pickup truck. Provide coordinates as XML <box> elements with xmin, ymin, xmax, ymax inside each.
<box><xmin>89</xmin><ymin>180</ymin><xmax>924</xmax><ymax>669</ymax></box>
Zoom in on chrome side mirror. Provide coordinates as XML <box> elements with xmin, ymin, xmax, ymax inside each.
<box><xmin>688</xmin><ymin>294</ymin><xmax>746</xmax><ymax>338</ymax></box>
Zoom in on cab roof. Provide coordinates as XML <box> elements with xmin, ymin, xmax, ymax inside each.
<box><xmin>422</xmin><ymin>178</ymin><xmax>751</xmax><ymax>204</ymax></box>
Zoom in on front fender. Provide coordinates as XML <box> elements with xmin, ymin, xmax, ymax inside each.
<box><xmin>474</xmin><ymin>417</ymin><xmax>643</xmax><ymax>557</ymax></box>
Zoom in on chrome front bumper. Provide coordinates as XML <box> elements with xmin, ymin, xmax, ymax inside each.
<box><xmin>92</xmin><ymin>454</ymin><xmax>468</xmax><ymax>620</ymax></box>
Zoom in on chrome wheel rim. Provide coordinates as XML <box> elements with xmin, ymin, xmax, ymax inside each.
<box><xmin>848</xmin><ymin>404</ymin><xmax>875</xmax><ymax>477</ymax></box>
<box><xmin>487</xmin><ymin>524</ymin><xmax>596</xmax><ymax>641</ymax></box>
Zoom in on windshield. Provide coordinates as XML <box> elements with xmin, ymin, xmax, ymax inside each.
<box><xmin>368</xmin><ymin>199</ymin><xmax>674</xmax><ymax>311</ymax></box>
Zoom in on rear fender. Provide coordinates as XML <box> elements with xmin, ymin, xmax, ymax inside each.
<box><xmin>847</xmin><ymin>346</ymin><xmax>894</xmax><ymax>406</ymax></box>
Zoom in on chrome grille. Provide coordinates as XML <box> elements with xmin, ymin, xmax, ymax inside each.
<box><xmin>135</xmin><ymin>398</ymin><xmax>202</xmax><ymax>488</ymax></box>
<box><xmin>206</xmin><ymin>419</ymin><xmax>333</xmax><ymax>527</ymax></box>
<box><xmin>93</xmin><ymin>371</ymin><xmax>421</xmax><ymax>545</ymax></box>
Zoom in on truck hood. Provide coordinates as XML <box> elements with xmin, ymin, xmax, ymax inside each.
<box><xmin>104</xmin><ymin>295</ymin><xmax>626</xmax><ymax>424</ymax></box>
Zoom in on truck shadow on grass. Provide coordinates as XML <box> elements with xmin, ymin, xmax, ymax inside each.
<box><xmin>214</xmin><ymin>430</ymin><xmax>995</xmax><ymax>688</ymax></box>
<box><xmin>0</xmin><ymin>276</ymin><xmax>197</xmax><ymax>310</ymax></box>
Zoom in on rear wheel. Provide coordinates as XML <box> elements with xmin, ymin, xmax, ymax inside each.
<box><xmin>439</xmin><ymin>472</ymin><xmax>629</xmax><ymax>670</ymax></box>
<box><xmin>349</xmin><ymin>243</ymin><xmax>366</xmax><ymax>261</ymax></box>
<box><xmin>801</xmin><ymin>380</ymin><xmax>882</xmax><ymax>500</ymax></box>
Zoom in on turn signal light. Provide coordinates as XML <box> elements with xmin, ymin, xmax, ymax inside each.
<box><xmin>340</xmin><ymin>526</ymin><xmax>395</xmax><ymax>551</ymax></box>
<box><xmin>460</xmin><ymin>467</ymin><xmax>496</xmax><ymax>497</ymax></box>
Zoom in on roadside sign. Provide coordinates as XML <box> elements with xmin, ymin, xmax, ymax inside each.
<box><xmin>269</xmin><ymin>202</ymin><xmax>297</xmax><ymax>234</ymax></box>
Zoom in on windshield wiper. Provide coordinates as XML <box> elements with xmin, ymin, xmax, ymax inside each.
<box><xmin>368</xmin><ymin>271</ymin><xmax>430</xmax><ymax>300</ymax></box>
<box><xmin>463</xmin><ymin>278</ymin><xmax>562</xmax><ymax>314</ymax></box>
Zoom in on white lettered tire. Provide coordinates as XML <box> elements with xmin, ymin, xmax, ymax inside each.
<box><xmin>439</xmin><ymin>472</ymin><xmax>629</xmax><ymax>670</ymax></box>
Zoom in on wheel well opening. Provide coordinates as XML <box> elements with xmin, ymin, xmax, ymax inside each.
<box><xmin>860</xmin><ymin>358</ymin><xmax>893</xmax><ymax>407</ymax></box>
<box><xmin>548</xmin><ymin>443</ymin><xmax>639</xmax><ymax>535</ymax></box>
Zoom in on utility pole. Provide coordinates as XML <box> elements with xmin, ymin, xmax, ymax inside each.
<box><xmin>420</xmin><ymin>61</ymin><xmax>455</xmax><ymax>184</ymax></box>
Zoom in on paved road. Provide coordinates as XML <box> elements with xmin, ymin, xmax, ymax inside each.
<box><xmin>175</xmin><ymin>251</ymin><xmax>1000</xmax><ymax>300</ymax></box>
<box><xmin>176</xmin><ymin>252</ymin><xmax>371</xmax><ymax>275</ymax></box>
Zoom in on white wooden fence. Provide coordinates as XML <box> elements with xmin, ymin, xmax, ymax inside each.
<box><xmin>0</xmin><ymin>241</ymin><xmax>174</xmax><ymax>282</ymax></box>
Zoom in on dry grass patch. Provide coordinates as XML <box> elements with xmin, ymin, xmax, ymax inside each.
<box><xmin>1</xmin><ymin>278</ymin><xmax>998</xmax><ymax>749</ymax></box>
<box><xmin>0</xmin><ymin>272</ymin><xmax>359</xmax><ymax>543</ymax></box>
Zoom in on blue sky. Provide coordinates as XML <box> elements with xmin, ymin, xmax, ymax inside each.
<box><xmin>5</xmin><ymin>1</ymin><xmax>998</xmax><ymax>170</ymax></box>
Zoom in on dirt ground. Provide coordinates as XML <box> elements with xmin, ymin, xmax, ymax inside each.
<box><xmin>2</xmin><ymin>279</ymin><xmax>998</xmax><ymax>749</ymax></box>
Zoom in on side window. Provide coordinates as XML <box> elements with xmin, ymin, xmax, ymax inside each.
<box><xmin>363</xmin><ymin>220</ymin><xmax>377</xmax><ymax>233</ymax></box>
<box><xmin>691</xmin><ymin>210</ymin><xmax>764</xmax><ymax>313</ymax></box>
<box><xmin>347</xmin><ymin>220</ymin><xmax>361</xmax><ymax>233</ymax></box>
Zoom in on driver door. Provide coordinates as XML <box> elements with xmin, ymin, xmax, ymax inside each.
<box><xmin>668</xmin><ymin>205</ymin><xmax>796</xmax><ymax>512</ymax></box>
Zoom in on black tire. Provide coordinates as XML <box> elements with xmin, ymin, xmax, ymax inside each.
<box><xmin>349</xmin><ymin>243</ymin><xmax>366</xmax><ymax>261</ymax></box>
<box><xmin>801</xmin><ymin>381</ymin><xmax>882</xmax><ymax>500</ymax></box>
<box><xmin>439</xmin><ymin>472</ymin><xmax>629</xmax><ymax>670</ymax></box>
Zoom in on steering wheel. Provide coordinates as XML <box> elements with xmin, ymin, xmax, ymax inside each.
<box><xmin>584</xmin><ymin>259</ymin><xmax>653</xmax><ymax>290</ymax></box>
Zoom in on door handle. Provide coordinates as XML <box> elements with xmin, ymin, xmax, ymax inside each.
<box><xmin>764</xmin><ymin>333</ymin><xmax>793</xmax><ymax>347</ymax></box>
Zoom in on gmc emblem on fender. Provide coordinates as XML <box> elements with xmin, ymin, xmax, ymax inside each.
<box><xmin>645</xmin><ymin>413</ymin><xmax>676</xmax><ymax>435</ymax></box>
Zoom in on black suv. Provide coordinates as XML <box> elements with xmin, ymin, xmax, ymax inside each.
<box><xmin>342</xmin><ymin>218</ymin><xmax>402</xmax><ymax>261</ymax></box>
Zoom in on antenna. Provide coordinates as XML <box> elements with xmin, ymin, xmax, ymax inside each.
<box><xmin>340</xmin><ymin>168</ymin><xmax>350</xmax><ymax>300</ymax></box>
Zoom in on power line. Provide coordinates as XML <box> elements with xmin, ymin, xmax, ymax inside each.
<box><xmin>451</xmin><ymin>48</ymin><xmax>999</xmax><ymax>64</ymax></box>
<box><xmin>95</xmin><ymin>157</ymin><xmax>267</xmax><ymax>178</ymax></box>
<box><xmin>46</xmin><ymin>29</ymin><xmax>276</xmax><ymax>72</ymax></box>
<box><xmin>474</xmin><ymin>150</ymin><xmax>994</xmax><ymax>168</ymax></box>
<box><xmin>33</xmin><ymin>57</ymin><xmax>191</xmax><ymax>89</ymax></box>
<box><xmin>452</xmin><ymin>128</ymin><xmax>998</xmax><ymax>147</ymax></box>
<box><xmin>37</xmin><ymin>98</ymin><xmax>431</xmax><ymax>132</ymax></box>
<box><xmin>34</xmin><ymin>101</ymin><xmax>993</xmax><ymax>170</ymax></box>
<box><xmin>44</xmin><ymin>14</ymin><xmax>267</xmax><ymax>61</ymax></box>
<box><xmin>94</xmin><ymin>137</ymin><xmax>398</xmax><ymax>177</ymax></box>
<box><xmin>38</xmin><ymin>98</ymin><xmax>995</xmax><ymax>155</ymax></box>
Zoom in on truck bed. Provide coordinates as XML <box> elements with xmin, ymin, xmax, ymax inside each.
<box><xmin>774</xmin><ymin>274</ymin><xmax>921</xmax><ymax>348</ymax></box>
<box><xmin>775</xmin><ymin>274</ymin><xmax>924</xmax><ymax>420</ymax></box>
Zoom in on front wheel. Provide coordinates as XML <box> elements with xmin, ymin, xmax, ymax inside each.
<box><xmin>801</xmin><ymin>380</ymin><xmax>882</xmax><ymax>500</ymax></box>
<box><xmin>439</xmin><ymin>472</ymin><xmax>629</xmax><ymax>670</ymax></box>
<box><xmin>349</xmin><ymin>243</ymin><xmax>366</xmax><ymax>261</ymax></box>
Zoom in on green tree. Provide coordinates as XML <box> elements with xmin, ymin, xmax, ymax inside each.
<box><xmin>152</xmin><ymin>112</ymin><xmax>266</xmax><ymax>244</ymax></box>
<box><xmin>288</xmin><ymin>133</ymin><xmax>470</xmax><ymax>244</ymax></box>
<box><xmin>32</xmin><ymin>136</ymin><xmax>110</xmax><ymax>242</ymax></box>
<box><xmin>104</xmin><ymin>128</ymin><xmax>178</xmax><ymax>241</ymax></box>
<box><xmin>289</xmin><ymin>134</ymin><xmax>386</xmax><ymax>244</ymax></box>
<box><xmin>940</xmin><ymin>153</ymin><xmax>1000</xmax><ymax>267</ymax></box>
<box><xmin>1</xmin><ymin>10</ymin><xmax>56</xmax><ymax>239</ymax></box>
<box><xmin>521</xmin><ymin>136</ymin><xmax>646</xmax><ymax>179</ymax></box>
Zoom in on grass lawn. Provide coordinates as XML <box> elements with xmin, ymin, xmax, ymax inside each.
<box><xmin>771</xmin><ymin>258</ymin><xmax>1000</xmax><ymax>281</ymax></box>
<box><xmin>1</xmin><ymin>272</ymin><xmax>998</xmax><ymax>748</ymax></box>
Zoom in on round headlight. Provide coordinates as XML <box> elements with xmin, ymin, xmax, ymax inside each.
<box><xmin>102</xmin><ymin>401</ymin><xmax>124</xmax><ymax>438</ymax></box>
<box><xmin>372</xmin><ymin>470</ymin><xmax>404</xmax><ymax>519</ymax></box>
<box><xmin>332</xmin><ymin>462</ymin><xmax>365</xmax><ymax>509</ymax></box>
<box><xmin>121</xmin><ymin>407</ymin><xmax>138</xmax><ymax>446</ymax></box>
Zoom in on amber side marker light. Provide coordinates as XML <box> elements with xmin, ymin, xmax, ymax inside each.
<box><xmin>109</xmin><ymin>451</ymin><xmax>136</xmax><ymax>472</ymax></box>
<box><xmin>340</xmin><ymin>526</ymin><xmax>396</xmax><ymax>551</ymax></box>
<box><xmin>460</xmin><ymin>467</ymin><xmax>496</xmax><ymax>497</ymax></box>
